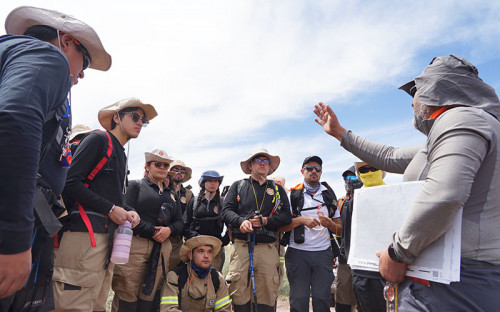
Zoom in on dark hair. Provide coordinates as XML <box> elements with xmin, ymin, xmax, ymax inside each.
<box><xmin>110</xmin><ymin>107</ymin><xmax>146</xmax><ymax>130</ymax></box>
<box><xmin>23</xmin><ymin>25</ymin><xmax>58</xmax><ymax>42</ymax></box>
<box><xmin>194</xmin><ymin>185</ymin><xmax>221</xmax><ymax>217</ymax></box>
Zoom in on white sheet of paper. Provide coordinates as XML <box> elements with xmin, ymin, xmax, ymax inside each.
<box><xmin>348</xmin><ymin>181</ymin><xmax>461</xmax><ymax>284</ymax></box>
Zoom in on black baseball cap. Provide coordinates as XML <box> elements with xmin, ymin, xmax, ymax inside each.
<box><xmin>302</xmin><ymin>155</ymin><xmax>322</xmax><ymax>167</ymax></box>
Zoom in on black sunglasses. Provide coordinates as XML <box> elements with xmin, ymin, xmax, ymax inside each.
<box><xmin>72</xmin><ymin>38</ymin><xmax>91</xmax><ymax>70</ymax></box>
<box><xmin>304</xmin><ymin>165</ymin><xmax>322</xmax><ymax>172</ymax></box>
<box><xmin>121</xmin><ymin>112</ymin><xmax>149</xmax><ymax>126</ymax></box>
<box><xmin>409</xmin><ymin>85</ymin><xmax>417</xmax><ymax>98</ymax></box>
<box><xmin>171</xmin><ymin>167</ymin><xmax>187</xmax><ymax>174</ymax></box>
<box><xmin>253</xmin><ymin>158</ymin><xmax>270</xmax><ymax>165</ymax></box>
<box><xmin>358</xmin><ymin>166</ymin><xmax>379</xmax><ymax>174</ymax></box>
<box><xmin>153</xmin><ymin>162</ymin><xmax>169</xmax><ymax>169</ymax></box>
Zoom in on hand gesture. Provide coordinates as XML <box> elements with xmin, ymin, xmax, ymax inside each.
<box><xmin>313</xmin><ymin>102</ymin><xmax>346</xmax><ymax>140</ymax></box>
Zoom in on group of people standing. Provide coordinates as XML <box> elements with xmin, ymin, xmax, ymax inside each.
<box><xmin>2</xmin><ymin>4</ymin><xmax>500</xmax><ymax>312</ymax></box>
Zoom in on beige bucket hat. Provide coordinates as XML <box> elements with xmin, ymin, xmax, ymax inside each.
<box><xmin>240</xmin><ymin>148</ymin><xmax>280</xmax><ymax>175</ymax></box>
<box><xmin>98</xmin><ymin>98</ymin><xmax>157</xmax><ymax>132</ymax></box>
<box><xmin>5</xmin><ymin>6</ymin><xmax>112</xmax><ymax>71</ymax></box>
<box><xmin>69</xmin><ymin>124</ymin><xmax>92</xmax><ymax>142</ymax></box>
<box><xmin>145</xmin><ymin>149</ymin><xmax>174</xmax><ymax>164</ymax></box>
<box><xmin>179</xmin><ymin>235</ymin><xmax>222</xmax><ymax>263</ymax></box>
<box><xmin>168</xmin><ymin>159</ymin><xmax>192</xmax><ymax>182</ymax></box>
<box><xmin>354</xmin><ymin>161</ymin><xmax>386</xmax><ymax>178</ymax></box>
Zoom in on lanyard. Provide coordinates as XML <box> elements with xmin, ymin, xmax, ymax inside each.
<box><xmin>250</xmin><ymin>177</ymin><xmax>268</xmax><ymax>213</ymax></box>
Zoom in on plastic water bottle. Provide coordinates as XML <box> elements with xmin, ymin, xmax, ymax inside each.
<box><xmin>111</xmin><ymin>221</ymin><xmax>133</xmax><ymax>264</ymax></box>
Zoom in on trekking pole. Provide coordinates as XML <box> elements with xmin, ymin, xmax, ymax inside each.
<box><xmin>247</xmin><ymin>232</ymin><xmax>258</xmax><ymax>312</ymax></box>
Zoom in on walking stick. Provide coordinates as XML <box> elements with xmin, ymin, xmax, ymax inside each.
<box><xmin>247</xmin><ymin>232</ymin><xmax>258</xmax><ymax>312</ymax></box>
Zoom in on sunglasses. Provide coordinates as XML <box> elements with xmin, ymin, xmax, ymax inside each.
<box><xmin>171</xmin><ymin>167</ymin><xmax>187</xmax><ymax>174</ymax></box>
<box><xmin>344</xmin><ymin>175</ymin><xmax>358</xmax><ymax>182</ymax></box>
<box><xmin>304</xmin><ymin>165</ymin><xmax>322</xmax><ymax>172</ymax></box>
<box><xmin>409</xmin><ymin>85</ymin><xmax>417</xmax><ymax>98</ymax></box>
<box><xmin>253</xmin><ymin>158</ymin><xmax>270</xmax><ymax>165</ymax></box>
<box><xmin>121</xmin><ymin>112</ymin><xmax>149</xmax><ymax>126</ymax></box>
<box><xmin>153</xmin><ymin>162</ymin><xmax>169</xmax><ymax>169</ymax></box>
<box><xmin>72</xmin><ymin>38</ymin><xmax>91</xmax><ymax>70</ymax></box>
<box><xmin>358</xmin><ymin>166</ymin><xmax>379</xmax><ymax>174</ymax></box>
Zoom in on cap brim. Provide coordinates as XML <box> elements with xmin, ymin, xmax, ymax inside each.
<box><xmin>240</xmin><ymin>153</ymin><xmax>280</xmax><ymax>175</ymax></box>
<box><xmin>399</xmin><ymin>80</ymin><xmax>415</xmax><ymax>96</ymax></box>
<box><xmin>5</xmin><ymin>6</ymin><xmax>112</xmax><ymax>71</ymax></box>
<box><xmin>145</xmin><ymin>153</ymin><xmax>174</xmax><ymax>164</ymax></box>
<box><xmin>98</xmin><ymin>98</ymin><xmax>158</xmax><ymax>131</ymax></box>
<box><xmin>179</xmin><ymin>235</ymin><xmax>222</xmax><ymax>263</ymax></box>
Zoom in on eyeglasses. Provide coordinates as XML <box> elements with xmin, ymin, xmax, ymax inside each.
<box><xmin>121</xmin><ymin>112</ymin><xmax>149</xmax><ymax>126</ymax></box>
<box><xmin>344</xmin><ymin>175</ymin><xmax>358</xmax><ymax>182</ymax></box>
<box><xmin>304</xmin><ymin>165</ymin><xmax>322</xmax><ymax>172</ymax></box>
<box><xmin>171</xmin><ymin>167</ymin><xmax>187</xmax><ymax>174</ymax></box>
<box><xmin>72</xmin><ymin>38</ymin><xmax>91</xmax><ymax>70</ymax></box>
<box><xmin>409</xmin><ymin>85</ymin><xmax>417</xmax><ymax>98</ymax></box>
<box><xmin>358</xmin><ymin>166</ymin><xmax>379</xmax><ymax>174</ymax></box>
<box><xmin>253</xmin><ymin>158</ymin><xmax>270</xmax><ymax>165</ymax></box>
<box><xmin>153</xmin><ymin>162</ymin><xmax>169</xmax><ymax>169</ymax></box>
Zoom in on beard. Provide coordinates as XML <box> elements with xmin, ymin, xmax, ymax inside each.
<box><xmin>412</xmin><ymin>114</ymin><xmax>425</xmax><ymax>134</ymax></box>
<box><xmin>412</xmin><ymin>102</ymin><xmax>432</xmax><ymax>134</ymax></box>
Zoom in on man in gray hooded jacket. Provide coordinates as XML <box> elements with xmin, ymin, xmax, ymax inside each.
<box><xmin>314</xmin><ymin>55</ymin><xmax>500</xmax><ymax>311</ymax></box>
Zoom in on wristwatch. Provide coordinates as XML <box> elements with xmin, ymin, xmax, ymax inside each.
<box><xmin>388</xmin><ymin>243</ymin><xmax>404</xmax><ymax>263</ymax></box>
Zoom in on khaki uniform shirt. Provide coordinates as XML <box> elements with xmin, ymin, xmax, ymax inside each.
<box><xmin>160</xmin><ymin>263</ymin><xmax>232</xmax><ymax>311</ymax></box>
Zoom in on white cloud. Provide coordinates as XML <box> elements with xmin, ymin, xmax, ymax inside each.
<box><xmin>1</xmin><ymin>0</ymin><xmax>499</xmax><ymax>194</ymax></box>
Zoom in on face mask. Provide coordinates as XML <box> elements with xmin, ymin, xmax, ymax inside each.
<box><xmin>359</xmin><ymin>170</ymin><xmax>385</xmax><ymax>187</ymax></box>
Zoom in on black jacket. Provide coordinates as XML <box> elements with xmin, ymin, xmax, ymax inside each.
<box><xmin>221</xmin><ymin>178</ymin><xmax>291</xmax><ymax>242</ymax></box>
<box><xmin>183</xmin><ymin>193</ymin><xmax>228</xmax><ymax>245</ymax></box>
<box><xmin>126</xmin><ymin>177</ymin><xmax>183</xmax><ymax>239</ymax></box>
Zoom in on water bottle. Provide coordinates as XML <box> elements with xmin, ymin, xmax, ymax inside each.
<box><xmin>111</xmin><ymin>221</ymin><xmax>133</xmax><ymax>264</ymax></box>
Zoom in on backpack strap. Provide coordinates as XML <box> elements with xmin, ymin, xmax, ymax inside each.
<box><xmin>320</xmin><ymin>182</ymin><xmax>338</xmax><ymax>217</ymax></box>
<box><xmin>211</xmin><ymin>268</ymin><xmax>220</xmax><ymax>293</ymax></box>
<box><xmin>76</xmin><ymin>131</ymin><xmax>113</xmax><ymax>247</ymax></box>
<box><xmin>174</xmin><ymin>264</ymin><xmax>189</xmax><ymax>308</ymax></box>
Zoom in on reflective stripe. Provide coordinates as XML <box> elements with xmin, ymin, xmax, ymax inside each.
<box><xmin>279</xmin><ymin>256</ymin><xmax>285</xmax><ymax>263</ymax></box>
<box><xmin>160</xmin><ymin>296</ymin><xmax>178</xmax><ymax>305</ymax></box>
<box><xmin>214</xmin><ymin>296</ymin><xmax>231</xmax><ymax>310</ymax></box>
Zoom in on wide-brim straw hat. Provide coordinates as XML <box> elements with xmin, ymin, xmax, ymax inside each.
<box><xmin>354</xmin><ymin>161</ymin><xmax>386</xmax><ymax>178</ymax></box>
<box><xmin>69</xmin><ymin>124</ymin><xmax>92</xmax><ymax>142</ymax></box>
<box><xmin>5</xmin><ymin>6</ymin><xmax>112</xmax><ymax>71</ymax></box>
<box><xmin>145</xmin><ymin>149</ymin><xmax>174</xmax><ymax>164</ymax></box>
<box><xmin>240</xmin><ymin>148</ymin><xmax>280</xmax><ymax>175</ymax></box>
<box><xmin>98</xmin><ymin>97</ymin><xmax>157</xmax><ymax>132</ymax></box>
<box><xmin>168</xmin><ymin>159</ymin><xmax>192</xmax><ymax>182</ymax></box>
<box><xmin>179</xmin><ymin>235</ymin><xmax>222</xmax><ymax>263</ymax></box>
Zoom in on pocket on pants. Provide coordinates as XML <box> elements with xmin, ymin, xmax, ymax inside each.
<box><xmin>53</xmin><ymin>266</ymin><xmax>99</xmax><ymax>288</ymax></box>
<box><xmin>225</xmin><ymin>272</ymin><xmax>241</xmax><ymax>286</ymax></box>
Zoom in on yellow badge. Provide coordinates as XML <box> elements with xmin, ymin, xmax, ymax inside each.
<box><xmin>266</xmin><ymin>188</ymin><xmax>274</xmax><ymax>196</ymax></box>
<box><xmin>181</xmin><ymin>196</ymin><xmax>186</xmax><ymax>204</ymax></box>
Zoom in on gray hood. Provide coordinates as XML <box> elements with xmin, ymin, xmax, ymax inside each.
<box><xmin>399</xmin><ymin>55</ymin><xmax>500</xmax><ymax>119</ymax></box>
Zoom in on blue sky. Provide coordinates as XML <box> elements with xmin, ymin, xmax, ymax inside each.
<box><xmin>2</xmin><ymin>0</ymin><xmax>500</xmax><ymax>194</ymax></box>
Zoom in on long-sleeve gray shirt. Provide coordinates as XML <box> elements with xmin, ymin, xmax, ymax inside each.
<box><xmin>341</xmin><ymin>106</ymin><xmax>500</xmax><ymax>265</ymax></box>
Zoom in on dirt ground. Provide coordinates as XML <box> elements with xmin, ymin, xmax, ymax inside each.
<box><xmin>276</xmin><ymin>298</ymin><xmax>336</xmax><ymax>311</ymax></box>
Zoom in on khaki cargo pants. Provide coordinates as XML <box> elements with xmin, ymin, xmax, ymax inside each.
<box><xmin>112</xmin><ymin>236</ymin><xmax>172</xmax><ymax>310</ymax></box>
<box><xmin>53</xmin><ymin>232</ymin><xmax>113</xmax><ymax>312</ymax></box>
<box><xmin>226</xmin><ymin>239</ymin><xmax>280</xmax><ymax>306</ymax></box>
